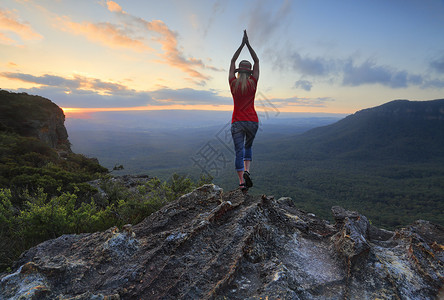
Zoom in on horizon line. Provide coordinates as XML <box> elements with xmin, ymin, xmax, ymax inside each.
<box><xmin>62</xmin><ymin>105</ymin><xmax>353</xmax><ymax>119</ymax></box>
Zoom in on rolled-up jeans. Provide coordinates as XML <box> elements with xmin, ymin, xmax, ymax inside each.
<box><xmin>231</xmin><ymin>121</ymin><xmax>259</xmax><ymax>171</ymax></box>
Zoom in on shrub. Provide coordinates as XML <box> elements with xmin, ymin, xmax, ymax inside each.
<box><xmin>0</xmin><ymin>173</ymin><xmax>213</xmax><ymax>272</ymax></box>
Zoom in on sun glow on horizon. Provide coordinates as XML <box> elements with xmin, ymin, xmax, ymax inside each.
<box><xmin>61</xmin><ymin>104</ymin><xmax>233</xmax><ymax>118</ymax></box>
<box><xmin>62</xmin><ymin>104</ymin><xmax>353</xmax><ymax>119</ymax></box>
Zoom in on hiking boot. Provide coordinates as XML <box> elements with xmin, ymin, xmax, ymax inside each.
<box><xmin>239</xmin><ymin>183</ymin><xmax>248</xmax><ymax>192</ymax></box>
<box><xmin>243</xmin><ymin>171</ymin><xmax>253</xmax><ymax>188</ymax></box>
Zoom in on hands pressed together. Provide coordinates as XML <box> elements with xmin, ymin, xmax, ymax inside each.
<box><xmin>229</xmin><ymin>29</ymin><xmax>259</xmax><ymax>80</ymax></box>
<box><xmin>242</xmin><ymin>30</ymin><xmax>249</xmax><ymax>46</ymax></box>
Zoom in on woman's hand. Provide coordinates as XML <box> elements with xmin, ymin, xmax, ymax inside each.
<box><xmin>242</xmin><ymin>30</ymin><xmax>259</xmax><ymax>80</ymax></box>
<box><xmin>243</xmin><ymin>30</ymin><xmax>249</xmax><ymax>45</ymax></box>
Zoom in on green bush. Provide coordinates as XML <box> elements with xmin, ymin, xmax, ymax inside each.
<box><xmin>0</xmin><ymin>130</ymin><xmax>108</xmax><ymax>205</ymax></box>
<box><xmin>0</xmin><ymin>189</ymin><xmax>23</xmax><ymax>270</ymax></box>
<box><xmin>0</xmin><ymin>173</ymin><xmax>213</xmax><ymax>272</ymax></box>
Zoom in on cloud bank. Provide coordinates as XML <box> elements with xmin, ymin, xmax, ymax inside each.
<box><xmin>1</xmin><ymin>70</ymin><xmax>330</xmax><ymax>111</ymax></box>
<box><xmin>1</xmin><ymin>72</ymin><xmax>132</xmax><ymax>95</ymax></box>
<box><xmin>0</xmin><ymin>71</ymin><xmax>232</xmax><ymax>108</ymax></box>
<box><xmin>342</xmin><ymin>59</ymin><xmax>423</xmax><ymax>88</ymax></box>
<box><xmin>282</xmin><ymin>51</ymin><xmax>444</xmax><ymax>91</ymax></box>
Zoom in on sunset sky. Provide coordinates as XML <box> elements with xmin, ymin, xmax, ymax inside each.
<box><xmin>1</xmin><ymin>0</ymin><xmax>444</xmax><ymax>117</ymax></box>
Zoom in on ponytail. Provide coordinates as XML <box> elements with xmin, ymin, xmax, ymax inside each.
<box><xmin>231</xmin><ymin>73</ymin><xmax>256</xmax><ymax>95</ymax></box>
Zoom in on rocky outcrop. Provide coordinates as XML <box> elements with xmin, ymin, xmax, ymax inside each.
<box><xmin>0</xmin><ymin>90</ymin><xmax>71</xmax><ymax>151</ymax></box>
<box><xmin>1</xmin><ymin>185</ymin><xmax>443</xmax><ymax>299</ymax></box>
<box><xmin>34</xmin><ymin>110</ymin><xmax>69</xmax><ymax>150</ymax></box>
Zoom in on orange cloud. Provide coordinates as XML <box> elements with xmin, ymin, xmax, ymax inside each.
<box><xmin>53</xmin><ymin>1</ymin><xmax>221</xmax><ymax>84</ymax></box>
<box><xmin>0</xmin><ymin>8</ymin><xmax>43</xmax><ymax>44</ymax></box>
<box><xmin>146</xmin><ymin>20</ymin><xmax>208</xmax><ymax>81</ymax></box>
<box><xmin>58</xmin><ymin>16</ymin><xmax>152</xmax><ymax>52</ymax></box>
<box><xmin>106</xmin><ymin>1</ymin><xmax>124</xmax><ymax>13</ymax></box>
<box><xmin>104</xmin><ymin>1</ymin><xmax>222</xmax><ymax>82</ymax></box>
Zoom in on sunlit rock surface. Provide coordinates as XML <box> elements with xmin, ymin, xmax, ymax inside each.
<box><xmin>1</xmin><ymin>184</ymin><xmax>443</xmax><ymax>299</ymax></box>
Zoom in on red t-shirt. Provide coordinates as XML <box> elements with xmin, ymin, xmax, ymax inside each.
<box><xmin>229</xmin><ymin>76</ymin><xmax>258</xmax><ymax>123</ymax></box>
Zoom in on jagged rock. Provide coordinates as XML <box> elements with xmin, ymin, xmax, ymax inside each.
<box><xmin>331</xmin><ymin>206</ymin><xmax>371</xmax><ymax>265</ymax></box>
<box><xmin>1</xmin><ymin>184</ymin><xmax>443</xmax><ymax>299</ymax></box>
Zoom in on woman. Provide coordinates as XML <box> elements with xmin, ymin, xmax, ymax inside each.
<box><xmin>229</xmin><ymin>30</ymin><xmax>259</xmax><ymax>192</ymax></box>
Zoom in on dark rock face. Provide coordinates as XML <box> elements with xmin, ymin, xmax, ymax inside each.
<box><xmin>1</xmin><ymin>185</ymin><xmax>443</xmax><ymax>299</ymax></box>
<box><xmin>35</xmin><ymin>111</ymin><xmax>69</xmax><ymax>150</ymax></box>
<box><xmin>18</xmin><ymin>111</ymin><xmax>70</xmax><ymax>150</ymax></box>
<box><xmin>0</xmin><ymin>90</ymin><xmax>71</xmax><ymax>151</ymax></box>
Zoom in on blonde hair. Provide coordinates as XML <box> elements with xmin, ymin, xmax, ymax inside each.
<box><xmin>232</xmin><ymin>72</ymin><xmax>256</xmax><ymax>95</ymax></box>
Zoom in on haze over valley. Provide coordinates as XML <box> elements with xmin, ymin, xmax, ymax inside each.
<box><xmin>67</xmin><ymin>110</ymin><xmax>345</xmax><ymax>177</ymax></box>
<box><xmin>66</xmin><ymin>100</ymin><xmax>444</xmax><ymax>229</ymax></box>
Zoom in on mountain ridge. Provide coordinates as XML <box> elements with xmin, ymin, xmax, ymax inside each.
<box><xmin>280</xmin><ymin>98</ymin><xmax>444</xmax><ymax>161</ymax></box>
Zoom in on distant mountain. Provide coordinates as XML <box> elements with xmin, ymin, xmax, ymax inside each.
<box><xmin>284</xmin><ymin>99</ymin><xmax>444</xmax><ymax>162</ymax></box>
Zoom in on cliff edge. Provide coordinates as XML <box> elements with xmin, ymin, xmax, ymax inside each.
<box><xmin>1</xmin><ymin>185</ymin><xmax>443</xmax><ymax>299</ymax></box>
<box><xmin>0</xmin><ymin>90</ymin><xmax>70</xmax><ymax>151</ymax></box>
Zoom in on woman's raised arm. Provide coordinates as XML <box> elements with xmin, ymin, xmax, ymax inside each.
<box><xmin>229</xmin><ymin>36</ymin><xmax>245</xmax><ymax>81</ymax></box>
<box><xmin>244</xmin><ymin>30</ymin><xmax>259</xmax><ymax>81</ymax></box>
